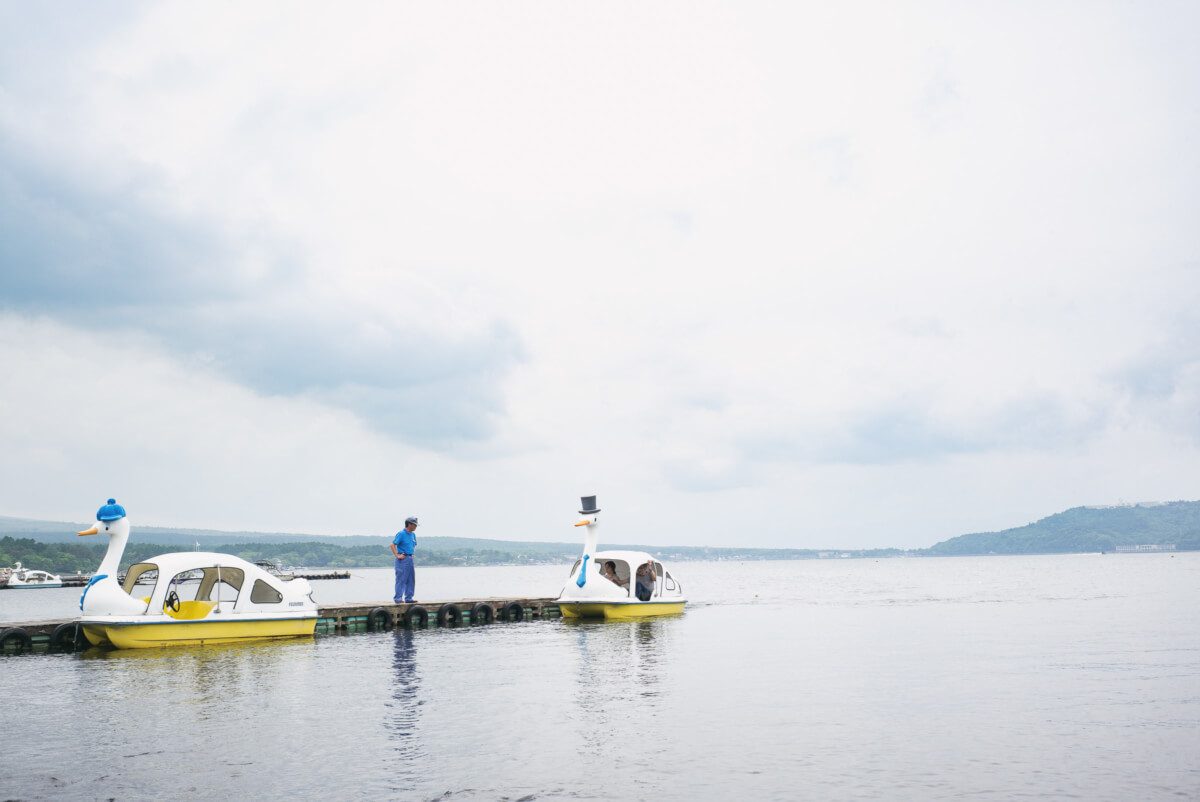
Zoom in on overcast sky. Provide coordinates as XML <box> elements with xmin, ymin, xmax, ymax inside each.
<box><xmin>1</xmin><ymin>2</ymin><xmax>1197</xmax><ymax>550</ymax></box>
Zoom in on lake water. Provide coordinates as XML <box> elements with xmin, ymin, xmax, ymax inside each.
<box><xmin>1</xmin><ymin>554</ymin><xmax>1197</xmax><ymax>800</ymax></box>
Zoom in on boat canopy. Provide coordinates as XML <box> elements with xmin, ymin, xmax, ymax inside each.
<box><xmin>561</xmin><ymin>549</ymin><xmax>681</xmax><ymax>601</ymax></box>
<box><xmin>118</xmin><ymin>551</ymin><xmax>313</xmax><ymax>615</ymax></box>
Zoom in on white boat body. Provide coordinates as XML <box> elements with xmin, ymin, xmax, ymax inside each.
<box><xmin>558</xmin><ymin>549</ymin><xmax>687</xmax><ymax>619</ymax></box>
<box><xmin>554</xmin><ymin>496</ymin><xmax>686</xmax><ymax>619</ymax></box>
<box><xmin>81</xmin><ymin>551</ymin><xmax>318</xmax><ymax>649</ymax></box>
<box><xmin>76</xmin><ymin>500</ymin><xmax>317</xmax><ymax>649</ymax></box>
<box><xmin>4</xmin><ymin>562</ymin><xmax>63</xmax><ymax>589</ymax></box>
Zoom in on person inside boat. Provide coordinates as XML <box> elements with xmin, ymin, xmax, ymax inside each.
<box><xmin>635</xmin><ymin>560</ymin><xmax>657</xmax><ymax>601</ymax></box>
<box><xmin>601</xmin><ymin>560</ymin><xmax>628</xmax><ymax>588</ymax></box>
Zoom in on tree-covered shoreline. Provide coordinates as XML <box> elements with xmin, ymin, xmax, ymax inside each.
<box><xmin>0</xmin><ymin>536</ymin><xmax>574</xmax><ymax>576</ymax></box>
<box><xmin>2</xmin><ymin>500</ymin><xmax>1197</xmax><ymax>575</ymax></box>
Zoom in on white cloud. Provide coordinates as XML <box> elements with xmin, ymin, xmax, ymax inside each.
<box><xmin>1</xmin><ymin>2</ymin><xmax>1198</xmax><ymax>548</ymax></box>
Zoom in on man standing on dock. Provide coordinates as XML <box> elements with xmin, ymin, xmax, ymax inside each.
<box><xmin>391</xmin><ymin>516</ymin><xmax>419</xmax><ymax>604</ymax></box>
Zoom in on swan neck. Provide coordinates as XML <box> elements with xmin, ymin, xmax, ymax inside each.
<box><xmin>98</xmin><ymin>527</ymin><xmax>129</xmax><ymax>576</ymax></box>
<box><xmin>582</xmin><ymin>520</ymin><xmax>600</xmax><ymax>557</ymax></box>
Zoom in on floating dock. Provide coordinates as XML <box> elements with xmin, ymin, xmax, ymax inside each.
<box><xmin>0</xmin><ymin>597</ymin><xmax>562</xmax><ymax>654</ymax></box>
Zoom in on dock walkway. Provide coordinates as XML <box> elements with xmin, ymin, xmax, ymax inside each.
<box><xmin>0</xmin><ymin>597</ymin><xmax>562</xmax><ymax>654</ymax></box>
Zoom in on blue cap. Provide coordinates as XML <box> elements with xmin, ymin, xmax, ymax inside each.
<box><xmin>97</xmin><ymin>498</ymin><xmax>126</xmax><ymax>522</ymax></box>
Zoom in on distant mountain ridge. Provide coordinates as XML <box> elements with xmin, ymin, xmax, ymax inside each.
<box><xmin>926</xmin><ymin>500</ymin><xmax>1200</xmax><ymax>555</ymax></box>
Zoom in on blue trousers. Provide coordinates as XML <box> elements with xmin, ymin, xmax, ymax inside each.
<box><xmin>394</xmin><ymin>556</ymin><xmax>415</xmax><ymax>602</ymax></box>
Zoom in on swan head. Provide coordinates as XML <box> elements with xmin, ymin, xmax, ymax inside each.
<box><xmin>78</xmin><ymin>498</ymin><xmax>130</xmax><ymax>542</ymax></box>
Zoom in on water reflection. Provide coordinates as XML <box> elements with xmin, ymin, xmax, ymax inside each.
<box><xmin>568</xmin><ymin>618</ymin><xmax>673</xmax><ymax>761</ymax></box>
<box><xmin>78</xmin><ymin>639</ymin><xmax>317</xmax><ymax>715</ymax></box>
<box><xmin>60</xmin><ymin>638</ymin><xmax>325</xmax><ymax>794</ymax></box>
<box><xmin>385</xmin><ymin>628</ymin><xmax>425</xmax><ymax>778</ymax></box>
<box><xmin>632</xmin><ymin>619</ymin><xmax>669</xmax><ymax>697</ymax></box>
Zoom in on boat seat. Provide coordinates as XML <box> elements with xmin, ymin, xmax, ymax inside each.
<box><xmin>164</xmin><ymin>600</ymin><xmax>217</xmax><ymax>620</ymax></box>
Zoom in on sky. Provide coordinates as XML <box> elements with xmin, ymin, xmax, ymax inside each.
<box><xmin>1</xmin><ymin>2</ymin><xmax>1197</xmax><ymax>550</ymax></box>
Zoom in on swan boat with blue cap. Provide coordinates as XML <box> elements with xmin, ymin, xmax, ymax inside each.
<box><xmin>556</xmin><ymin>495</ymin><xmax>686</xmax><ymax>619</ymax></box>
<box><xmin>76</xmin><ymin>499</ymin><xmax>318</xmax><ymax>649</ymax></box>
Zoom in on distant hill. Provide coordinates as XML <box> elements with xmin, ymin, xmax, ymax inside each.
<box><xmin>926</xmin><ymin>501</ymin><xmax>1200</xmax><ymax>555</ymax></box>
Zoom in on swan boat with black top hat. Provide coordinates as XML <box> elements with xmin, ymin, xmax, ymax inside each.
<box><xmin>556</xmin><ymin>495</ymin><xmax>686</xmax><ymax>619</ymax></box>
<box><xmin>77</xmin><ymin>499</ymin><xmax>318</xmax><ymax>649</ymax></box>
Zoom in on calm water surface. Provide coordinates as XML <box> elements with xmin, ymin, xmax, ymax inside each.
<box><xmin>1</xmin><ymin>554</ymin><xmax>1197</xmax><ymax>801</ymax></box>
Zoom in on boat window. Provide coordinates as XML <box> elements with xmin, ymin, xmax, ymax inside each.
<box><xmin>165</xmin><ymin>569</ymin><xmax>201</xmax><ymax>601</ymax></box>
<box><xmin>122</xmin><ymin>563</ymin><xmax>159</xmax><ymax>594</ymax></box>
<box><xmin>663</xmin><ymin>570</ymin><xmax>679</xmax><ymax>592</ymax></box>
<box><xmin>634</xmin><ymin>561</ymin><xmax>659</xmax><ymax>600</ymax></box>
<box><xmin>195</xmin><ymin>566</ymin><xmax>245</xmax><ymax>603</ymax></box>
<box><xmin>599</xmin><ymin>560</ymin><xmax>631</xmax><ymax>594</ymax></box>
<box><xmin>250</xmin><ymin>579</ymin><xmax>283</xmax><ymax>604</ymax></box>
<box><xmin>569</xmin><ymin>559</ymin><xmax>581</xmax><ymax>577</ymax></box>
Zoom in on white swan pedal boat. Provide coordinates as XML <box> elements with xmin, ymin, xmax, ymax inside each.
<box><xmin>77</xmin><ymin>499</ymin><xmax>318</xmax><ymax>649</ymax></box>
<box><xmin>556</xmin><ymin>495</ymin><xmax>686</xmax><ymax>620</ymax></box>
<box><xmin>4</xmin><ymin>562</ymin><xmax>64</xmax><ymax>589</ymax></box>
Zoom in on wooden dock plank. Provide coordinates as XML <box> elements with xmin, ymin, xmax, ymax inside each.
<box><xmin>0</xmin><ymin>597</ymin><xmax>562</xmax><ymax>653</ymax></box>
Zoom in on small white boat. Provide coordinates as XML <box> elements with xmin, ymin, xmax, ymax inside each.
<box><xmin>254</xmin><ymin>559</ymin><xmax>298</xmax><ymax>577</ymax></box>
<box><xmin>556</xmin><ymin>495</ymin><xmax>686</xmax><ymax>619</ymax></box>
<box><xmin>4</xmin><ymin>562</ymin><xmax>64</xmax><ymax>589</ymax></box>
<box><xmin>77</xmin><ymin>499</ymin><xmax>318</xmax><ymax>649</ymax></box>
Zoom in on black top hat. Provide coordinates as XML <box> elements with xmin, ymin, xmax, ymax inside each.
<box><xmin>579</xmin><ymin>495</ymin><xmax>600</xmax><ymax>515</ymax></box>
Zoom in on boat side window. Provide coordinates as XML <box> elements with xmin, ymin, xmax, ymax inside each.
<box><xmin>663</xmin><ymin>570</ymin><xmax>679</xmax><ymax>591</ymax></box>
<box><xmin>250</xmin><ymin>579</ymin><xmax>283</xmax><ymax>604</ymax></box>
<box><xmin>570</xmin><ymin>559</ymin><xmax>582</xmax><ymax>578</ymax></box>
<box><xmin>196</xmin><ymin>566</ymin><xmax>245</xmax><ymax>603</ymax></box>
<box><xmin>122</xmin><ymin>563</ymin><xmax>159</xmax><ymax>595</ymax></box>
<box><xmin>600</xmin><ymin>560</ymin><xmax>631</xmax><ymax>593</ymax></box>
<box><xmin>634</xmin><ymin>561</ymin><xmax>659</xmax><ymax>600</ymax></box>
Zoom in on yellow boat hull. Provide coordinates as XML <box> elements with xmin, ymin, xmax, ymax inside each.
<box><xmin>559</xmin><ymin>601</ymin><xmax>685</xmax><ymax>620</ymax></box>
<box><xmin>82</xmin><ymin>617</ymin><xmax>316</xmax><ymax>649</ymax></box>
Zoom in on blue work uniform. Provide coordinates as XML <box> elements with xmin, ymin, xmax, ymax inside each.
<box><xmin>392</xmin><ymin>528</ymin><xmax>417</xmax><ymax>603</ymax></box>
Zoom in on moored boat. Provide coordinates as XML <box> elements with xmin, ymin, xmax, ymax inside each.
<box><xmin>77</xmin><ymin>499</ymin><xmax>318</xmax><ymax>649</ymax></box>
<box><xmin>4</xmin><ymin>562</ymin><xmax>64</xmax><ymax>589</ymax></box>
<box><xmin>556</xmin><ymin>495</ymin><xmax>686</xmax><ymax>619</ymax></box>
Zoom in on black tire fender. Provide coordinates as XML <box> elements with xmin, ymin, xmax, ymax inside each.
<box><xmin>51</xmin><ymin>622</ymin><xmax>82</xmax><ymax>652</ymax></box>
<box><xmin>401</xmin><ymin>604</ymin><xmax>429</xmax><ymax>628</ymax></box>
<box><xmin>501</xmin><ymin>601</ymin><xmax>525</xmax><ymax>622</ymax></box>
<box><xmin>470</xmin><ymin>602</ymin><xmax>495</xmax><ymax>625</ymax></box>
<box><xmin>367</xmin><ymin>607</ymin><xmax>393</xmax><ymax>631</ymax></box>
<box><xmin>0</xmin><ymin>627</ymin><xmax>32</xmax><ymax>652</ymax></box>
<box><xmin>437</xmin><ymin>603</ymin><xmax>462</xmax><ymax>627</ymax></box>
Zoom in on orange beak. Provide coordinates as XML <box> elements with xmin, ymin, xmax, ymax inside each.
<box><xmin>78</xmin><ymin>526</ymin><xmax>98</xmax><ymax>536</ymax></box>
